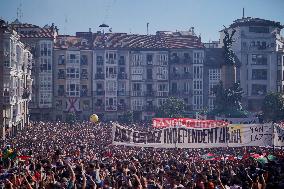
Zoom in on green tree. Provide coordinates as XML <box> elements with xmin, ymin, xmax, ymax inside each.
<box><xmin>156</xmin><ymin>97</ymin><xmax>185</xmax><ymax>118</ymax></box>
<box><xmin>66</xmin><ymin>112</ymin><xmax>77</xmax><ymax>124</ymax></box>
<box><xmin>211</xmin><ymin>81</ymin><xmax>247</xmax><ymax>118</ymax></box>
<box><xmin>262</xmin><ymin>92</ymin><xmax>284</xmax><ymax>122</ymax></box>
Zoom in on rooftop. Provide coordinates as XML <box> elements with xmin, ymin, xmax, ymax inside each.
<box><xmin>229</xmin><ymin>17</ymin><xmax>284</xmax><ymax>29</ymax></box>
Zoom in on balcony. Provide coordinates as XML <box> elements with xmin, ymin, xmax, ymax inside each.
<box><xmin>106</xmin><ymin>73</ymin><xmax>117</xmax><ymax>79</ymax></box>
<box><xmin>95</xmin><ymin>73</ymin><xmax>105</xmax><ymax>79</ymax></box>
<box><xmin>156</xmin><ymin>91</ymin><xmax>169</xmax><ymax>97</ymax></box>
<box><xmin>95</xmin><ymin>91</ymin><xmax>105</xmax><ymax>96</ymax></box>
<box><xmin>118</xmin><ymin>73</ymin><xmax>128</xmax><ymax>79</ymax></box>
<box><xmin>143</xmin><ymin>105</ymin><xmax>156</xmax><ymax>112</ymax></box>
<box><xmin>118</xmin><ymin>59</ymin><xmax>125</xmax><ymax>65</ymax></box>
<box><xmin>58</xmin><ymin>90</ymin><xmax>65</xmax><ymax>96</ymax></box>
<box><xmin>170</xmin><ymin>73</ymin><xmax>192</xmax><ymax>80</ymax></box>
<box><xmin>22</xmin><ymin>89</ymin><xmax>30</xmax><ymax>99</ymax></box>
<box><xmin>81</xmin><ymin>74</ymin><xmax>88</xmax><ymax>80</ymax></box>
<box><xmin>106</xmin><ymin>59</ymin><xmax>116</xmax><ymax>64</ymax></box>
<box><xmin>80</xmin><ymin>90</ymin><xmax>88</xmax><ymax>97</ymax></box>
<box><xmin>145</xmin><ymin>91</ymin><xmax>155</xmax><ymax>97</ymax></box>
<box><xmin>117</xmin><ymin>91</ymin><xmax>130</xmax><ymax>96</ymax></box>
<box><xmin>57</xmin><ymin>73</ymin><xmax>65</xmax><ymax>79</ymax></box>
<box><xmin>170</xmin><ymin>57</ymin><xmax>180</xmax><ymax>64</ymax></box>
<box><xmin>170</xmin><ymin>91</ymin><xmax>192</xmax><ymax>97</ymax></box>
<box><xmin>118</xmin><ymin>104</ymin><xmax>127</xmax><ymax>111</ymax></box>
<box><xmin>94</xmin><ymin>104</ymin><xmax>104</xmax><ymax>111</ymax></box>
<box><xmin>131</xmin><ymin>91</ymin><xmax>144</xmax><ymax>97</ymax></box>
<box><xmin>106</xmin><ymin>105</ymin><xmax>117</xmax><ymax>111</ymax></box>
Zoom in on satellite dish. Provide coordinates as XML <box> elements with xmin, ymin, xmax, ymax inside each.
<box><xmin>99</xmin><ymin>23</ymin><xmax>109</xmax><ymax>28</ymax></box>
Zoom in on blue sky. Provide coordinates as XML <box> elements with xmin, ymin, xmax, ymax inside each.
<box><xmin>1</xmin><ymin>0</ymin><xmax>284</xmax><ymax>42</ymax></box>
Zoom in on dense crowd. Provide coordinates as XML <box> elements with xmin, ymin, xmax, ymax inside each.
<box><xmin>0</xmin><ymin>121</ymin><xmax>283</xmax><ymax>189</ymax></box>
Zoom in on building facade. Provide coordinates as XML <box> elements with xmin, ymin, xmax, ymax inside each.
<box><xmin>0</xmin><ymin>19</ymin><xmax>33</xmax><ymax>139</ymax></box>
<box><xmin>220</xmin><ymin>17</ymin><xmax>284</xmax><ymax>111</ymax></box>
<box><xmin>10</xmin><ymin>20</ymin><xmax>57</xmax><ymax>120</ymax></box>
<box><xmin>53</xmin><ymin>35</ymin><xmax>93</xmax><ymax>121</ymax></box>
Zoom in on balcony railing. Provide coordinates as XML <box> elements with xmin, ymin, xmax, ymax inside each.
<box><xmin>118</xmin><ymin>104</ymin><xmax>128</xmax><ymax>110</ymax></box>
<box><xmin>118</xmin><ymin>73</ymin><xmax>128</xmax><ymax>79</ymax></box>
<box><xmin>118</xmin><ymin>59</ymin><xmax>125</xmax><ymax>65</ymax></box>
<box><xmin>105</xmin><ymin>105</ymin><xmax>117</xmax><ymax>111</ymax></box>
<box><xmin>145</xmin><ymin>91</ymin><xmax>155</xmax><ymax>97</ymax></box>
<box><xmin>131</xmin><ymin>91</ymin><xmax>144</xmax><ymax>96</ymax></box>
<box><xmin>143</xmin><ymin>105</ymin><xmax>156</xmax><ymax>112</ymax></box>
<box><xmin>95</xmin><ymin>73</ymin><xmax>105</xmax><ymax>79</ymax></box>
<box><xmin>117</xmin><ymin>91</ymin><xmax>130</xmax><ymax>96</ymax></box>
<box><xmin>106</xmin><ymin>73</ymin><xmax>117</xmax><ymax>79</ymax></box>
<box><xmin>95</xmin><ymin>91</ymin><xmax>105</xmax><ymax>96</ymax></box>
<box><xmin>94</xmin><ymin>104</ymin><xmax>104</xmax><ymax>111</ymax></box>
<box><xmin>170</xmin><ymin>73</ymin><xmax>192</xmax><ymax>79</ymax></box>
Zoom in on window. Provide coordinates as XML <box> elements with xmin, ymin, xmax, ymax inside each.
<box><xmin>249</xmin><ymin>27</ymin><xmax>269</xmax><ymax>33</ymax></box>
<box><xmin>119</xmin><ymin>56</ymin><xmax>125</xmax><ymax>65</ymax></box>
<box><xmin>193</xmin><ymin>66</ymin><xmax>203</xmax><ymax>79</ymax></box>
<box><xmin>58</xmin><ymin>69</ymin><xmax>65</xmax><ymax>79</ymax></box>
<box><xmin>158</xmin><ymin>84</ymin><xmax>168</xmax><ymax>92</ymax></box>
<box><xmin>97</xmin><ymin>56</ymin><xmax>104</xmax><ymax>65</ymax></box>
<box><xmin>81</xmin><ymin>69</ymin><xmax>88</xmax><ymax>79</ymax></box>
<box><xmin>131</xmin><ymin>99</ymin><xmax>143</xmax><ymax>110</ymax></box>
<box><xmin>58</xmin><ymin>85</ymin><xmax>65</xmax><ymax>96</ymax></box>
<box><xmin>147</xmin><ymin>54</ymin><xmax>153</xmax><ymax>63</ymax></box>
<box><xmin>147</xmin><ymin>69</ymin><xmax>153</xmax><ymax>79</ymax></box>
<box><xmin>67</xmin><ymin>82</ymin><xmax>80</xmax><ymax>96</ymax></box>
<box><xmin>81</xmin><ymin>85</ymin><xmax>88</xmax><ymax>97</ymax></box>
<box><xmin>252</xmin><ymin>69</ymin><xmax>267</xmax><ymax>80</ymax></box>
<box><xmin>68</xmin><ymin>53</ymin><xmax>80</xmax><ymax>64</ymax></box>
<box><xmin>133</xmin><ymin>83</ymin><xmax>141</xmax><ymax>91</ymax></box>
<box><xmin>193</xmin><ymin>80</ymin><xmax>202</xmax><ymax>90</ymax></box>
<box><xmin>251</xmin><ymin>84</ymin><xmax>267</xmax><ymax>96</ymax></box>
<box><xmin>58</xmin><ymin>55</ymin><xmax>65</xmax><ymax>65</ymax></box>
<box><xmin>66</xmin><ymin>68</ymin><xmax>80</xmax><ymax>79</ymax></box>
<box><xmin>251</xmin><ymin>54</ymin><xmax>267</xmax><ymax>65</ymax></box>
<box><xmin>81</xmin><ymin>55</ymin><xmax>88</xmax><ymax>65</ymax></box>
<box><xmin>193</xmin><ymin>95</ymin><xmax>203</xmax><ymax>110</ymax></box>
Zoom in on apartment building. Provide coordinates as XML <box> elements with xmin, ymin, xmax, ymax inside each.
<box><xmin>90</xmin><ymin>30</ymin><xmax>204</xmax><ymax>121</ymax></box>
<box><xmin>220</xmin><ymin>17</ymin><xmax>284</xmax><ymax>111</ymax></box>
<box><xmin>0</xmin><ymin>19</ymin><xmax>33</xmax><ymax>139</ymax></box>
<box><xmin>10</xmin><ymin>20</ymin><xmax>58</xmax><ymax>120</ymax></box>
<box><xmin>53</xmin><ymin>35</ymin><xmax>93</xmax><ymax>121</ymax></box>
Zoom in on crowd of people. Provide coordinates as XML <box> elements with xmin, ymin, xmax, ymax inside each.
<box><xmin>0</xmin><ymin>121</ymin><xmax>283</xmax><ymax>189</ymax></box>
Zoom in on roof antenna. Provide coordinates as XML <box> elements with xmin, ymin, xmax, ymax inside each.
<box><xmin>147</xmin><ymin>22</ymin><xmax>149</xmax><ymax>35</ymax></box>
<box><xmin>242</xmin><ymin>8</ymin><xmax>245</xmax><ymax>19</ymax></box>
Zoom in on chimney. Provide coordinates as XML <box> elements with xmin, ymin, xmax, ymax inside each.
<box><xmin>89</xmin><ymin>28</ymin><xmax>92</xmax><ymax>33</ymax></box>
<box><xmin>242</xmin><ymin>8</ymin><xmax>245</xmax><ymax>19</ymax></box>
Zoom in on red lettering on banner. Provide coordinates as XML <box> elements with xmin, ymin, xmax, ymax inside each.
<box><xmin>152</xmin><ymin>118</ymin><xmax>228</xmax><ymax>128</ymax></box>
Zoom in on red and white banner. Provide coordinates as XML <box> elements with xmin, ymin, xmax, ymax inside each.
<box><xmin>152</xmin><ymin>118</ymin><xmax>228</xmax><ymax>129</ymax></box>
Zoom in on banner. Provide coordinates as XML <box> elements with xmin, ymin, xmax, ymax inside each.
<box><xmin>274</xmin><ymin>124</ymin><xmax>284</xmax><ymax>147</ymax></box>
<box><xmin>112</xmin><ymin>123</ymin><xmax>273</xmax><ymax>148</ymax></box>
<box><xmin>152</xmin><ymin>118</ymin><xmax>228</xmax><ymax>128</ymax></box>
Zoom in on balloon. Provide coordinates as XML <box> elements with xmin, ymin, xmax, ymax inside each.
<box><xmin>90</xmin><ymin>114</ymin><xmax>99</xmax><ymax>123</ymax></box>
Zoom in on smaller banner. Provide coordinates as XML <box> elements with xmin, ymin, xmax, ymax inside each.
<box><xmin>152</xmin><ymin>118</ymin><xmax>228</xmax><ymax>129</ymax></box>
<box><xmin>274</xmin><ymin>123</ymin><xmax>284</xmax><ymax>147</ymax></box>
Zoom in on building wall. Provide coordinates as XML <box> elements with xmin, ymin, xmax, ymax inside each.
<box><xmin>219</xmin><ymin>21</ymin><xmax>284</xmax><ymax>111</ymax></box>
<box><xmin>53</xmin><ymin>48</ymin><xmax>93</xmax><ymax>121</ymax></box>
<box><xmin>1</xmin><ymin>28</ymin><xmax>32</xmax><ymax>139</ymax></box>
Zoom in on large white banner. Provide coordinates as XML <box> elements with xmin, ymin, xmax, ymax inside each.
<box><xmin>112</xmin><ymin>123</ymin><xmax>274</xmax><ymax>148</ymax></box>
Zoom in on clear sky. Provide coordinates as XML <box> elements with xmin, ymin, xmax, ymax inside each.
<box><xmin>1</xmin><ymin>0</ymin><xmax>284</xmax><ymax>42</ymax></box>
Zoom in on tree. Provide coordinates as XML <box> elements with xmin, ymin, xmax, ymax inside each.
<box><xmin>119</xmin><ymin>110</ymin><xmax>134</xmax><ymax>124</ymax></box>
<box><xmin>211</xmin><ymin>81</ymin><xmax>247</xmax><ymax>118</ymax></box>
<box><xmin>262</xmin><ymin>92</ymin><xmax>284</xmax><ymax>122</ymax></box>
<box><xmin>66</xmin><ymin>112</ymin><xmax>77</xmax><ymax>124</ymax></box>
<box><xmin>156</xmin><ymin>97</ymin><xmax>185</xmax><ymax>118</ymax></box>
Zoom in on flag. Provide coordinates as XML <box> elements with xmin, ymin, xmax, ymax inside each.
<box><xmin>267</xmin><ymin>154</ymin><xmax>277</xmax><ymax>161</ymax></box>
<box><xmin>202</xmin><ymin>153</ymin><xmax>215</xmax><ymax>160</ymax></box>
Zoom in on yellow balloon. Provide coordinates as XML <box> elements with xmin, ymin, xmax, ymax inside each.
<box><xmin>90</xmin><ymin>114</ymin><xmax>99</xmax><ymax>123</ymax></box>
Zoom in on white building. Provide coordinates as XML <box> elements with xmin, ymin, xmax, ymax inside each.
<box><xmin>0</xmin><ymin>20</ymin><xmax>33</xmax><ymax>139</ymax></box>
<box><xmin>220</xmin><ymin>17</ymin><xmax>284</xmax><ymax>111</ymax></box>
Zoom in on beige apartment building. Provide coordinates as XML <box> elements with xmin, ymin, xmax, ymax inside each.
<box><xmin>53</xmin><ymin>35</ymin><xmax>93</xmax><ymax>120</ymax></box>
